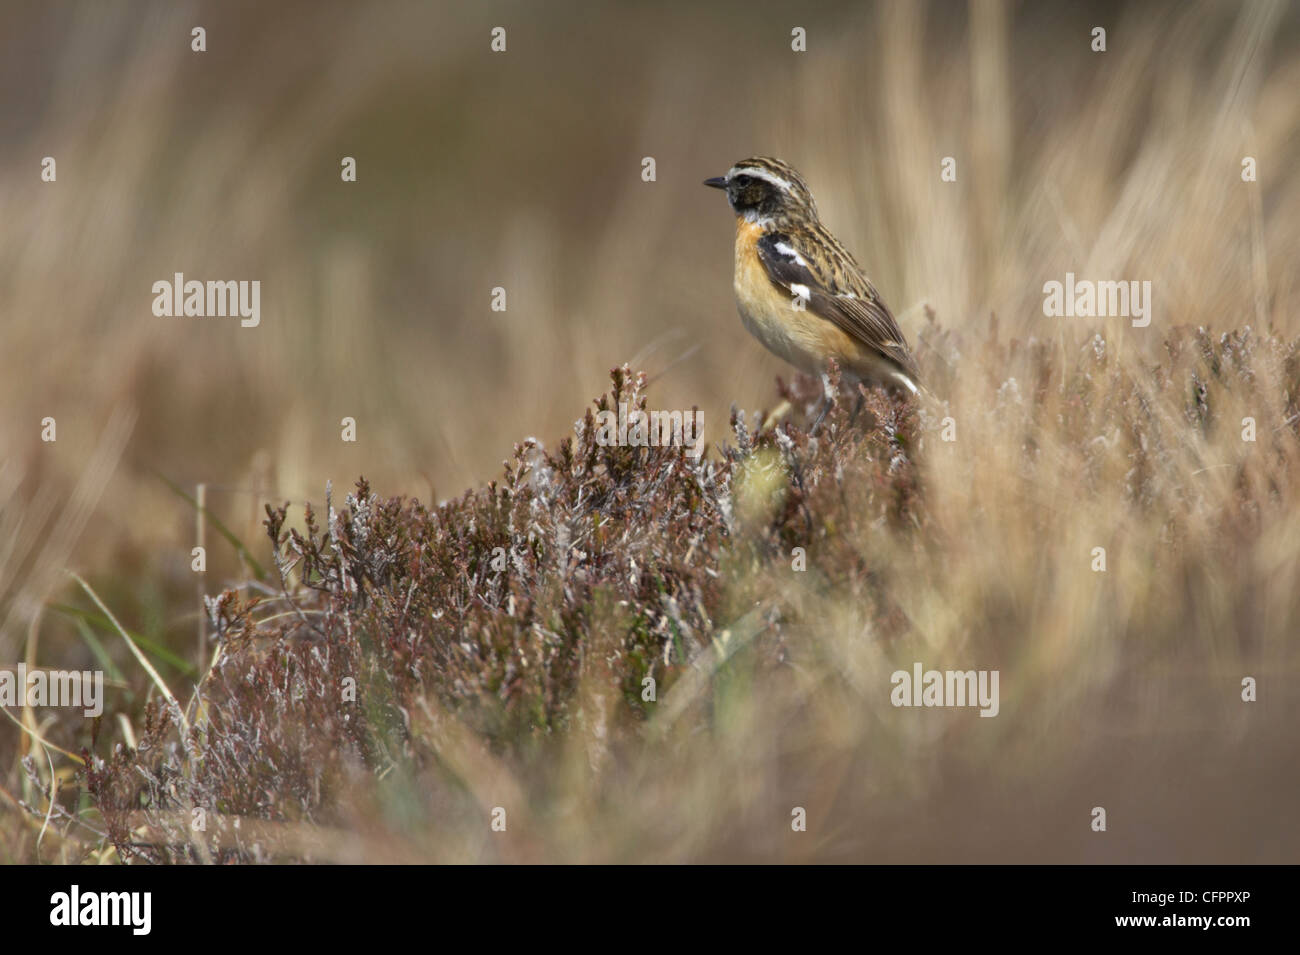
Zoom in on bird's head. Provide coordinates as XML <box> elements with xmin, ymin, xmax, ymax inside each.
<box><xmin>704</xmin><ymin>157</ymin><xmax>818</xmax><ymax>226</ymax></box>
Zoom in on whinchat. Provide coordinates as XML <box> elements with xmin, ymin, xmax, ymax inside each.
<box><xmin>705</xmin><ymin>157</ymin><xmax>920</xmax><ymax>397</ymax></box>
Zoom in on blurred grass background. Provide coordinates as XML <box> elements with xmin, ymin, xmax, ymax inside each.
<box><xmin>2</xmin><ymin>0</ymin><xmax>1299</xmax><ymax>861</ymax></box>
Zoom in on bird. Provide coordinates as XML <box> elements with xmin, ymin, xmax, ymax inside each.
<box><xmin>704</xmin><ymin>157</ymin><xmax>921</xmax><ymax>410</ymax></box>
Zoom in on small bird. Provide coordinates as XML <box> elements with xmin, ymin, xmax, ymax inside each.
<box><xmin>705</xmin><ymin>157</ymin><xmax>920</xmax><ymax>402</ymax></box>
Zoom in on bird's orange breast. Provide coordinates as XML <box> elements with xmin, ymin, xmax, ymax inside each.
<box><xmin>731</xmin><ymin>218</ymin><xmax>862</xmax><ymax>376</ymax></box>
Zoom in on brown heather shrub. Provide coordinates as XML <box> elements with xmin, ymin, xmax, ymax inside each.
<box><xmin>83</xmin><ymin>362</ymin><xmax>920</xmax><ymax>862</ymax></box>
<box><xmin>79</xmin><ymin>316</ymin><xmax>1300</xmax><ymax>863</ymax></box>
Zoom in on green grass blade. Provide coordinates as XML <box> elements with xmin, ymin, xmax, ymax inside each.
<box><xmin>71</xmin><ymin>616</ymin><xmax>127</xmax><ymax>685</ymax></box>
<box><xmin>49</xmin><ymin>602</ymin><xmax>198</xmax><ymax>679</ymax></box>
<box><xmin>149</xmin><ymin>469</ymin><xmax>269</xmax><ymax>581</ymax></box>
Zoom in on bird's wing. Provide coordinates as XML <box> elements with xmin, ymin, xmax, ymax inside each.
<box><xmin>757</xmin><ymin>231</ymin><xmax>919</xmax><ymax>383</ymax></box>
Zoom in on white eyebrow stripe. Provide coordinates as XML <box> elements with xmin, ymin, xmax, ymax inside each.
<box><xmin>772</xmin><ymin>241</ymin><xmax>809</xmax><ymax>265</ymax></box>
<box><xmin>727</xmin><ymin>165</ymin><xmax>796</xmax><ymax>194</ymax></box>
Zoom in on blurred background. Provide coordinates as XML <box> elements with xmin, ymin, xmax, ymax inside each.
<box><xmin>2</xmin><ymin>0</ymin><xmax>1299</xmax><ymax>861</ymax></box>
<box><xmin>3</xmin><ymin>0</ymin><xmax>1297</xmax><ymax>623</ymax></box>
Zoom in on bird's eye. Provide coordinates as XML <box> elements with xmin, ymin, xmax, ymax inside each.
<box><xmin>734</xmin><ymin>175</ymin><xmax>752</xmax><ymax>187</ymax></box>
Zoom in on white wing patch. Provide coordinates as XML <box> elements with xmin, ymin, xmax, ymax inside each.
<box><xmin>893</xmin><ymin>371</ymin><xmax>921</xmax><ymax>395</ymax></box>
<box><xmin>773</xmin><ymin>241</ymin><xmax>809</xmax><ymax>266</ymax></box>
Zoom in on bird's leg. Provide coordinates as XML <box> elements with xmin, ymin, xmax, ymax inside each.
<box><xmin>809</xmin><ymin>399</ymin><xmax>831</xmax><ymax>435</ymax></box>
<box><xmin>809</xmin><ymin>372</ymin><xmax>834</xmax><ymax>435</ymax></box>
<box><xmin>847</xmin><ymin>385</ymin><xmax>866</xmax><ymax>426</ymax></box>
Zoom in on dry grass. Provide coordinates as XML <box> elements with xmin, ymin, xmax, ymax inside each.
<box><xmin>2</xmin><ymin>0</ymin><xmax>1298</xmax><ymax>862</ymax></box>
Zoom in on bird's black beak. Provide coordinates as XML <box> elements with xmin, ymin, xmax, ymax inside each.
<box><xmin>703</xmin><ymin>176</ymin><xmax>727</xmax><ymax>189</ymax></box>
